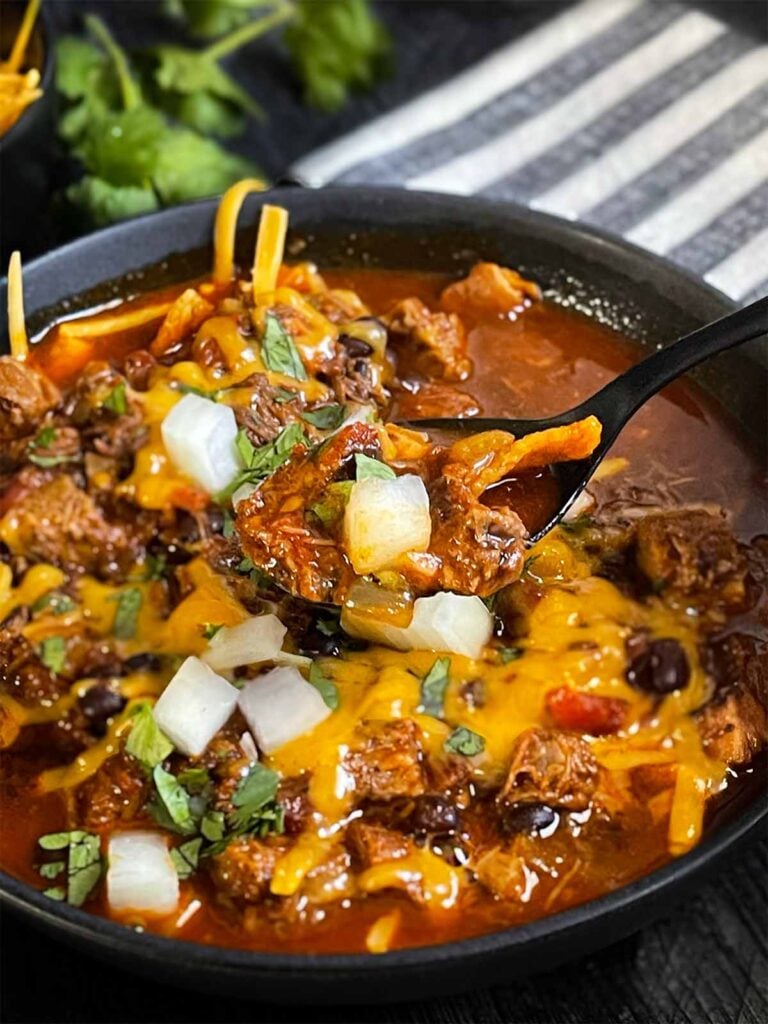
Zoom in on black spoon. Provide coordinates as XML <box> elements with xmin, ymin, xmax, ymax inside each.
<box><xmin>401</xmin><ymin>294</ymin><xmax>768</xmax><ymax>544</ymax></box>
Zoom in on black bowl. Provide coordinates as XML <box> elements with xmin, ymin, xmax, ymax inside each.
<box><xmin>0</xmin><ymin>0</ymin><xmax>57</xmax><ymax>264</ymax></box>
<box><xmin>1</xmin><ymin>187</ymin><xmax>766</xmax><ymax>1003</ymax></box>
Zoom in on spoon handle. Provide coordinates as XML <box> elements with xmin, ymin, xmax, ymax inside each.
<box><xmin>572</xmin><ymin>294</ymin><xmax>768</xmax><ymax>439</ymax></box>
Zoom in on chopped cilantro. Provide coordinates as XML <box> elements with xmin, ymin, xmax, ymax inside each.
<box><xmin>200</xmin><ymin>809</ymin><xmax>226</xmax><ymax>842</ymax></box>
<box><xmin>31</xmin><ymin>591</ymin><xmax>77</xmax><ymax>616</ymax></box>
<box><xmin>308</xmin><ymin>662</ymin><xmax>340</xmax><ymax>710</ymax></box>
<box><xmin>498</xmin><ymin>646</ymin><xmax>523</xmax><ymax>664</ymax></box>
<box><xmin>225</xmin><ymin>422</ymin><xmax>307</xmax><ymax>499</ymax></box>
<box><xmin>43</xmin><ymin>886</ymin><xmax>67</xmax><ymax>901</ymax></box>
<box><xmin>177</xmin><ymin>383</ymin><xmax>221</xmax><ymax>400</ymax></box>
<box><xmin>444</xmin><ymin>726</ymin><xmax>485</xmax><ymax>757</ymax></box>
<box><xmin>170</xmin><ymin>837</ymin><xmax>203</xmax><ymax>879</ymax></box>
<box><xmin>103</xmin><ymin>380</ymin><xmax>128</xmax><ymax>414</ymax></box>
<box><xmin>110</xmin><ymin>587</ymin><xmax>143</xmax><ymax>639</ymax></box>
<box><xmin>229</xmin><ymin>762</ymin><xmax>281</xmax><ymax>833</ymax></box>
<box><xmin>37</xmin><ymin>830</ymin><xmax>102</xmax><ymax>907</ymax></box>
<box><xmin>125</xmin><ymin>702</ymin><xmax>174</xmax><ymax>768</ymax></box>
<box><xmin>151</xmin><ymin>765</ymin><xmax>196</xmax><ymax>834</ymax></box>
<box><xmin>143</xmin><ymin>553</ymin><xmax>168</xmax><ymax>581</ymax></box>
<box><xmin>34</xmin><ymin>426</ymin><xmax>56</xmax><ymax>448</ymax></box>
<box><xmin>177</xmin><ymin>767</ymin><xmax>212</xmax><ymax>793</ymax></box>
<box><xmin>301</xmin><ymin>404</ymin><xmax>346</xmax><ymax>430</ymax></box>
<box><xmin>39</xmin><ymin>636</ymin><xmax>67</xmax><ymax>675</ymax></box>
<box><xmin>419</xmin><ymin>657</ymin><xmax>451</xmax><ymax>719</ymax></box>
<box><xmin>272</xmin><ymin>386</ymin><xmax>298</xmax><ymax>404</ymax></box>
<box><xmin>355</xmin><ymin>452</ymin><xmax>395</xmax><ymax>481</ymax></box>
<box><xmin>203</xmin><ymin>622</ymin><xmax>223</xmax><ymax>640</ymax></box>
<box><xmin>309</xmin><ymin>480</ymin><xmax>354</xmax><ymax>528</ymax></box>
<box><xmin>261</xmin><ymin>313</ymin><xmax>307</xmax><ymax>381</ymax></box>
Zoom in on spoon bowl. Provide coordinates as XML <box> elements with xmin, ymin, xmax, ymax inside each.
<box><xmin>403</xmin><ymin>295</ymin><xmax>768</xmax><ymax>542</ymax></box>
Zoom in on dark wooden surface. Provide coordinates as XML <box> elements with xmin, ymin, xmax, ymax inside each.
<box><xmin>2</xmin><ymin>3</ymin><xmax>767</xmax><ymax>1021</ymax></box>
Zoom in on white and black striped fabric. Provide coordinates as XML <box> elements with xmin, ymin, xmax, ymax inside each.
<box><xmin>292</xmin><ymin>0</ymin><xmax>768</xmax><ymax>304</ymax></box>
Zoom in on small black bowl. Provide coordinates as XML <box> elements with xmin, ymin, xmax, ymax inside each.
<box><xmin>0</xmin><ymin>186</ymin><xmax>766</xmax><ymax>1003</ymax></box>
<box><xmin>0</xmin><ymin>0</ymin><xmax>57</xmax><ymax>264</ymax></box>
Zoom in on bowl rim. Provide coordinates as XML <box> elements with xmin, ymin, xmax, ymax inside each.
<box><xmin>0</xmin><ymin>186</ymin><xmax>764</xmax><ymax>975</ymax></box>
<box><xmin>0</xmin><ymin>0</ymin><xmax>56</xmax><ymax>153</ymax></box>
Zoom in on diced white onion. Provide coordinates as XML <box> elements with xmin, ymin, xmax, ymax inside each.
<box><xmin>343</xmin><ymin>474</ymin><xmax>431</xmax><ymax>574</ymax></box>
<box><xmin>330</xmin><ymin>403</ymin><xmax>377</xmax><ymax>437</ymax></box>
<box><xmin>202</xmin><ymin>615</ymin><xmax>287</xmax><ymax>672</ymax></box>
<box><xmin>161</xmin><ymin>392</ymin><xmax>242</xmax><ymax>495</ymax></box>
<box><xmin>239</xmin><ymin>730</ymin><xmax>259</xmax><ymax>762</ymax></box>
<box><xmin>152</xmin><ymin>656</ymin><xmax>239</xmax><ymax>756</ymax></box>
<box><xmin>232</xmin><ymin>481</ymin><xmax>259</xmax><ymax>509</ymax></box>
<box><xmin>238</xmin><ymin>666</ymin><xmax>331</xmax><ymax>754</ymax></box>
<box><xmin>107</xmin><ymin>831</ymin><xmax>179</xmax><ymax>915</ymax></box>
<box><xmin>342</xmin><ymin>591</ymin><xmax>492</xmax><ymax>660</ymax></box>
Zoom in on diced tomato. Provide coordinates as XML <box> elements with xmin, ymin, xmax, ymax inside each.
<box><xmin>545</xmin><ymin>686</ymin><xmax>627</xmax><ymax>736</ymax></box>
<box><xmin>170</xmin><ymin>485</ymin><xmax>209</xmax><ymax>512</ymax></box>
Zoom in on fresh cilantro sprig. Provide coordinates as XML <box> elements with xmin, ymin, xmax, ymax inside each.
<box><xmin>110</xmin><ymin>587</ymin><xmax>143</xmax><ymax>640</ymax></box>
<box><xmin>308</xmin><ymin>662</ymin><xmax>340</xmax><ymax>710</ymax></box>
<box><xmin>444</xmin><ymin>726</ymin><xmax>485</xmax><ymax>757</ymax></box>
<box><xmin>39</xmin><ymin>636</ymin><xmax>67</xmax><ymax>675</ymax></box>
<box><xmin>56</xmin><ymin>15</ymin><xmax>258</xmax><ymax>226</ymax></box>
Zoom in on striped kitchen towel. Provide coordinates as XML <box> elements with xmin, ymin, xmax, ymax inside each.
<box><xmin>293</xmin><ymin>0</ymin><xmax>768</xmax><ymax>304</ymax></box>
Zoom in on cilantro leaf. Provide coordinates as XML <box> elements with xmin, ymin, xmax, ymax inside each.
<box><xmin>65</xmin><ymin>177</ymin><xmax>159</xmax><ymax>228</ymax></box>
<box><xmin>177</xmin><ymin>767</ymin><xmax>212</xmax><ymax>793</ymax></box>
<box><xmin>301</xmin><ymin>404</ymin><xmax>346</xmax><ymax>430</ymax></box>
<box><xmin>498</xmin><ymin>646</ymin><xmax>523</xmax><ymax>664</ymax></box>
<box><xmin>146</xmin><ymin>44</ymin><xmax>263</xmax><ymax>137</ymax></box>
<box><xmin>163</xmin><ymin>0</ymin><xmax>272</xmax><ymax>39</ymax></box>
<box><xmin>261</xmin><ymin>314</ymin><xmax>307</xmax><ymax>381</ymax></box>
<box><xmin>151</xmin><ymin>765</ymin><xmax>196</xmax><ymax>834</ymax></box>
<box><xmin>354</xmin><ymin>452</ymin><xmax>395</xmax><ymax>481</ymax></box>
<box><xmin>33</xmin><ymin>426</ymin><xmax>56</xmax><ymax>448</ymax></box>
<box><xmin>77</xmin><ymin>105</ymin><xmax>167</xmax><ymax>188</ymax></box>
<box><xmin>31</xmin><ymin>591</ymin><xmax>77</xmax><ymax>616</ymax></box>
<box><xmin>39</xmin><ymin>636</ymin><xmax>67</xmax><ymax>675</ymax></box>
<box><xmin>308</xmin><ymin>662</ymin><xmax>340</xmax><ymax>710</ymax></box>
<box><xmin>103</xmin><ymin>380</ymin><xmax>128</xmax><ymax>414</ymax></box>
<box><xmin>444</xmin><ymin>726</ymin><xmax>486</xmax><ymax>757</ymax></box>
<box><xmin>226</xmin><ymin>422</ymin><xmax>307</xmax><ymax>497</ymax></box>
<box><xmin>203</xmin><ymin>623</ymin><xmax>223</xmax><ymax>640</ymax></box>
<box><xmin>285</xmin><ymin>0</ymin><xmax>392</xmax><ymax>112</ymax></box>
<box><xmin>419</xmin><ymin>657</ymin><xmax>451</xmax><ymax>718</ymax></box>
<box><xmin>143</xmin><ymin>553</ymin><xmax>168</xmax><ymax>581</ymax></box>
<box><xmin>38</xmin><ymin>830</ymin><xmax>102</xmax><ymax>907</ymax></box>
<box><xmin>201</xmin><ymin>809</ymin><xmax>226</xmax><ymax>842</ymax></box>
<box><xmin>125</xmin><ymin>702</ymin><xmax>174</xmax><ymax>768</ymax></box>
<box><xmin>170</xmin><ymin>837</ymin><xmax>203</xmax><ymax>879</ymax></box>
<box><xmin>229</xmin><ymin>762</ymin><xmax>280</xmax><ymax>831</ymax></box>
<box><xmin>309</xmin><ymin>480</ymin><xmax>354</xmax><ymax>528</ymax></box>
<box><xmin>152</xmin><ymin>128</ymin><xmax>259</xmax><ymax>205</ymax></box>
<box><xmin>111</xmin><ymin>588</ymin><xmax>143</xmax><ymax>640</ymax></box>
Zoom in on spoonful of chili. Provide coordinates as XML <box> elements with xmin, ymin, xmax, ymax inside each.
<box><xmin>401</xmin><ymin>294</ymin><xmax>768</xmax><ymax>544</ymax></box>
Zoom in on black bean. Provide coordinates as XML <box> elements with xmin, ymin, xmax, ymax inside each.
<box><xmin>625</xmin><ymin>636</ymin><xmax>691</xmax><ymax>694</ymax></box>
<box><xmin>502</xmin><ymin>803</ymin><xmax>558</xmax><ymax>836</ymax></box>
<box><xmin>78</xmin><ymin>684</ymin><xmax>126</xmax><ymax>737</ymax></box>
<box><xmin>411</xmin><ymin>795</ymin><xmax>459</xmax><ymax>835</ymax></box>
<box><xmin>124</xmin><ymin>652</ymin><xmax>163</xmax><ymax>673</ymax></box>
<box><xmin>338</xmin><ymin>334</ymin><xmax>374</xmax><ymax>358</ymax></box>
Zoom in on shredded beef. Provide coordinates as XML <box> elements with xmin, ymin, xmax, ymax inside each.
<box><xmin>498</xmin><ymin>728</ymin><xmax>598</xmax><ymax>813</ymax></box>
<box><xmin>0</xmin><ymin>357</ymin><xmax>60</xmax><ymax>443</ymax></box>
<box><xmin>233</xmin><ymin>373</ymin><xmax>306</xmax><ymax>447</ymax></box>
<box><xmin>634</xmin><ymin>509</ymin><xmax>747</xmax><ymax>609</ymax></box>
<box><xmin>441</xmin><ymin>262</ymin><xmax>541</xmax><ymax>319</ymax></box>
<box><xmin>385</xmin><ymin>298</ymin><xmax>471</xmax><ymax>381</ymax></box>
<box><xmin>209</xmin><ymin>836</ymin><xmax>288</xmax><ymax>902</ymax></box>
<box><xmin>2</xmin><ymin>475</ymin><xmax>141</xmax><ymax>577</ymax></box>
<box><xmin>74</xmin><ymin>751</ymin><xmax>149</xmax><ymax>830</ymax></box>
<box><xmin>695</xmin><ymin>633</ymin><xmax>768</xmax><ymax>765</ymax></box>
<box><xmin>345</xmin><ymin>820</ymin><xmax>411</xmax><ymax>869</ymax></box>
<box><xmin>345</xmin><ymin>719</ymin><xmax>426</xmax><ymax>802</ymax></box>
<box><xmin>235</xmin><ymin>422</ymin><xmax>381</xmax><ymax>603</ymax></box>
